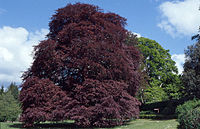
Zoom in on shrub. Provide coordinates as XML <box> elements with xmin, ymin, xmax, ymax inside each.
<box><xmin>176</xmin><ymin>99</ymin><xmax>200</xmax><ymax>116</ymax></box>
<box><xmin>161</xmin><ymin>106</ymin><xmax>175</xmax><ymax>115</ymax></box>
<box><xmin>178</xmin><ymin>107</ymin><xmax>200</xmax><ymax>129</ymax></box>
<box><xmin>139</xmin><ymin>110</ymin><xmax>175</xmax><ymax>119</ymax></box>
<box><xmin>176</xmin><ymin>99</ymin><xmax>200</xmax><ymax>129</ymax></box>
<box><xmin>140</xmin><ymin>98</ymin><xmax>187</xmax><ymax>116</ymax></box>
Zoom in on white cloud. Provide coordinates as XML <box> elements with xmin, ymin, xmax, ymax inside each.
<box><xmin>172</xmin><ymin>54</ymin><xmax>186</xmax><ymax>74</ymax></box>
<box><xmin>0</xmin><ymin>47</ymin><xmax>13</xmax><ymax>62</ymax></box>
<box><xmin>158</xmin><ymin>21</ymin><xmax>176</xmax><ymax>38</ymax></box>
<box><xmin>0</xmin><ymin>26</ymin><xmax>48</xmax><ymax>84</ymax></box>
<box><xmin>158</xmin><ymin>0</ymin><xmax>200</xmax><ymax>37</ymax></box>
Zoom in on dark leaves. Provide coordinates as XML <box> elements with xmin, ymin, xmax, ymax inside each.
<box><xmin>20</xmin><ymin>3</ymin><xmax>141</xmax><ymax>127</ymax></box>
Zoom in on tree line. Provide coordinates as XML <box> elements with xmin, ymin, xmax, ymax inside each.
<box><xmin>0</xmin><ymin>83</ymin><xmax>21</xmax><ymax>122</ymax></box>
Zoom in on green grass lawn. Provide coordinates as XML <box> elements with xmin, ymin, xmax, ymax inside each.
<box><xmin>113</xmin><ymin>119</ymin><xmax>178</xmax><ymax>129</ymax></box>
<box><xmin>0</xmin><ymin>119</ymin><xmax>178</xmax><ymax>129</ymax></box>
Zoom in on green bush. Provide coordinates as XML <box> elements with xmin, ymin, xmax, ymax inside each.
<box><xmin>178</xmin><ymin>107</ymin><xmax>200</xmax><ymax>129</ymax></box>
<box><xmin>139</xmin><ymin>110</ymin><xmax>175</xmax><ymax>119</ymax></box>
<box><xmin>161</xmin><ymin>106</ymin><xmax>174</xmax><ymax>115</ymax></box>
<box><xmin>140</xmin><ymin>110</ymin><xmax>155</xmax><ymax>114</ymax></box>
<box><xmin>176</xmin><ymin>99</ymin><xmax>200</xmax><ymax>116</ymax></box>
<box><xmin>176</xmin><ymin>99</ymin><xmax>200</xmax><ymax>129</ymax></box>
<box><xmin>140</xmin><ymin>98</ymin><xmax>188</xmax><ymax>116</ymax></box>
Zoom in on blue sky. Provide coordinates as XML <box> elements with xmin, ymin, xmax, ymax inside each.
<box><xmin>0</xmin><ymin>0</ymin><xmax>199</xmax><ymax>86</ymax></box>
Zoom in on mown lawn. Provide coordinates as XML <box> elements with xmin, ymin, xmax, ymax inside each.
<box><xmin>0</xmin><ymin>119</ymin><xmax>178</xmax><ymax>129</ymax></box>
<box><xmin>113</xmin><ymin>119</ymin><xmax>178</xmax><ymax>129</ymax></box>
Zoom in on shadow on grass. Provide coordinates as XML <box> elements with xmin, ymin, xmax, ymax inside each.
<box><xmin>9</xmin><ymin>123</ymin><xmax>88</xmax><ymax>129</ymax></box>
<box><xmin>8</xmin><ymin>122</ymin><xmax>129</xmax><ymax>129</ymax></box>
<box><xmin>139</xmin><ymin>114</ymin><xmax>177</xmax><ymax>121</ymax></box>
<box><xmin>152</xmin><ymin>115</ymin><xmax>176</xmax><ymax>120</ymax></box>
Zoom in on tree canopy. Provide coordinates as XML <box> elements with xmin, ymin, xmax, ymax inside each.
<box><xmin>20</xmin><ymin>3</ymin><xmax>142</xmax><ymax>127</ymax></box>
<box><xmin>137</xmin><ymin>37</ymin><xmax>183</xmax><ymax>102</ymax></box>
<box><xmin>0</xmin><ymin>90</ymin><xmax>21</xmax><ymax>122</ymax></box>
<box><xmin>7</xmin><ymin>82</ymin><xmax>19</xmax><ymax>100</ymax></box>
<box><xmin>182</xmin><ymin>39</ymin><xmax>200</xmax><ymax>99</ymax></box>
<box><xmin>125</xmin><ymin>34</ymin><xmax>183</xmax><ymax>103</ymax></box>
<box><xmin>0</xmin><ymin>85</ymin><xmax>4</xmax><ymax>95</ymax></box>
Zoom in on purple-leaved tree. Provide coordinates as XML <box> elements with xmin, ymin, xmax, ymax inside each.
<box><xmin>20</xmin><ymin>3</ymin><xmax>142</xmax><ymax>127</ymax></box>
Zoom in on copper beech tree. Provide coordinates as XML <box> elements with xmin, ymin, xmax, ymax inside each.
<box><xmin>20</xmin><ymin>3</ymin><xmax>142</xmax><ymax>127</ymax></box>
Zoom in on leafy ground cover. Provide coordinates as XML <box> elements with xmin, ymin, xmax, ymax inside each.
<box><xmin>0</xmin><ymin>119</ymin><xmax>178</xmax><ymax>129</ymax></box>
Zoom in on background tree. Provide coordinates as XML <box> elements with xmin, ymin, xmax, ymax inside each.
<box><xmin>20</xmin><ymin>3</ymin><xmax>142</xmax><ymax>127</ymax></box>
<box><xmin>137</xmin><ymin>37</ymin><xmax>183</xmax><ymax>102</ymax></box>
<box><xmin>126</xmin><ymin>34</ymin><xmax>183</xmax><ymax>103</ymax></box>
<box><xmin>182</xmin><ymin>36</ymin><xmax>200</xmax><ymax>99</ymax></box>
<box><xmin>7</xmin><ymin>82</ymin><xmax>19</xmax><ymax>100</ymax></box>
<box><xmin>0</xmin><ymin>90</ymin><xmax>21</xmax><ymax>122</ymax></box>
<box><xmin>0</xmin><ymin>85</ymin><xmax>4</xmax><ymax>95</ymax></box>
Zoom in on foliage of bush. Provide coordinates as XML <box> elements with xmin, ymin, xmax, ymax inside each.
<box><xmin>139</xmin><ymin>111</ymin><xmax>175</xmax><ymax>119</ymax></box>
<box><xmin>139</xmin><ymin>111</ymin><xmax>157</xmax><ymax>119</ymax></box>
<box><xmin>176</xmin><ymin>99</ymin><xmax>200</xmax><ymax>116</ymax></box>
<box><xmin>141</xmin><ymin>98</ymin><xmax>187</xmax><ymax>116</ymax></box>
<box><xmin>176</xmin><ymin>99</ymin><xmax>200</xmax><ymax>129</ymax></box>
<box><xmin>161</xmin><ymin>106</ymin><xmax>175</xmax><ymax>115</ymax></box>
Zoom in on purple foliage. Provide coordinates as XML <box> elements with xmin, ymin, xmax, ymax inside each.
<box><xmin>20</xmin><ymin>3</ymin><xmax>141</xmax><ymax>127</ymax></box>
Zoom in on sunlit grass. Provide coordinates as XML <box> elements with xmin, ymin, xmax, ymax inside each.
<box><xmin>114</xmin><ymin>119</ymin><xmax>178</xmax><ymax>129</ymax></box>
<box><xmin>0</xmin><ymin>119</ymin><xmax>178</xmax><ymax>129</ymax></box>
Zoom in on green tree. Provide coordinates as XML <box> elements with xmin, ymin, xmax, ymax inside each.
<box><xmin>182</xmin><ymin>40</ymin><xmax>200</xmax><ymax>99</ymax></box>
<box><xmin>0</xmin><ymin>91</ymin><xmax>21</xmax><ymax>122</ymax></box>
<box><xmin>137</xmin><ymin>37</ymin><xmax>183</xmax><ymax>102</ymax></box>
<box><xmin>126</xmin><ymin>34</ymin><xmax>183</xmax><ymax>103</ymax></box>
<box><xmin>0</xmin><ymin>85</ymin><xmax>4</xmax><ymax>95</ymax></box>
<box><xmin>7</xmin><ymin>82</ymin><xmax>19</xmax><ymax>100</ymax></box>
